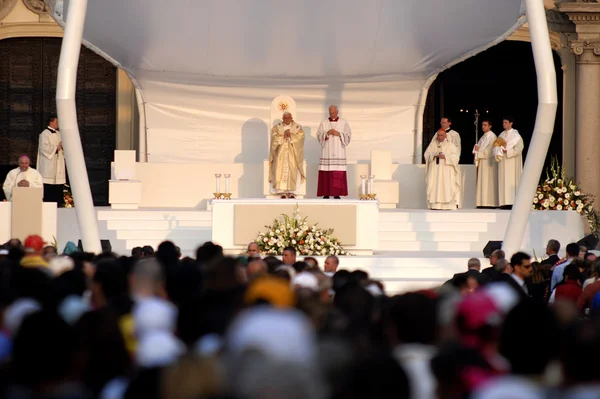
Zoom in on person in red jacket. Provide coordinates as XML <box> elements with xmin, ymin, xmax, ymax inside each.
<box><xmin>551</xmin><ymin>263</ymin><xmax>582</xmax><ymax>305</ymax></box>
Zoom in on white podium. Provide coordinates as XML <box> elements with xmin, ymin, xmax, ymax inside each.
<box><xmin>370</xmin><ymin>150</ymin><xmax>400</xmax><ymax>209</ymax></box>
<box><xmin>109</xmin><ymin>150</ymin><xmax>142</xmax><ymax>209</ymax></box>
<box><xmin>0</xmin><ymin>190</ymin><xmax>57</xmax><ymax>244</ymax></box>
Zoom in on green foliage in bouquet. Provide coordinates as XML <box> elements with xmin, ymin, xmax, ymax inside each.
<box><xmin>533</xmin><ymin>156</ymin><xmax>599</xmax><ymax>234</ymax></box>
<box><xmin>256</xmin><ymin>204</ymin><xmax>349</xmax><ymax>256</ymax></box>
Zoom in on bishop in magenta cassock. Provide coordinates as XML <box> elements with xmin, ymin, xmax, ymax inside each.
<box><xmin>316</xmin><ymin>105</ymin><xmax>352</xmax><ymax>199</ymax></box>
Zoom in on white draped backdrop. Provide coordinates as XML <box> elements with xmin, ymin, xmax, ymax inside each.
<box><xmin>53</xmin><ymin>0</ymin><xmax>524</xmax><ymax>164</ymax></box>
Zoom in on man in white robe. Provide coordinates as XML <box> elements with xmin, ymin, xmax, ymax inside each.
<box><xmin>317</xmin><ymin>105</ymin><xmax>351</xmax><ymax>199</ymax></box>
<box><xmin>425</xmin><ymin>129</ymin><xmax>460</xmax><ymax>210</ymax></box>
<box><xmin>3</xmin><ymin>155</ymin><xmax>43</xmax><ymax>201</ymax></box>
<box><xmin>268</xmin><ymin>112</ymin><xmax>305</xmax><ymax>199</ymax></box>
<box><xmin>37</xmin><ymin>116</ymin><xmax>66</xmax><ymax>206</ymax></box>
<box><xmin>473</xmin><ymin>119</ymin><xmax>498</xmax><ymax>208</ymax></box>
<box><xmin>494</xmin><ymin>117</ymin><xmax>524</xmax><ymax>209</ymax></box>
<box><xmin>430</xmin><ymin>117</ymin><xmax>461</xmax><ymax>157</ymax></box>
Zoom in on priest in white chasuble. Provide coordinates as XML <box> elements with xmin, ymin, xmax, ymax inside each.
<box><xmin>494</xmin><ymin>116</ymin><xmax>524</xmax><ymax>209</ymax></box>
<box><xmin>473</xmin><ymin>118</ymin><xmax>498</xmax><ymax>208</ymax></box>
<box><xmin>316</xmin><ymin>105</ymin><xmax>352</xmax><ymax>199</ymax></box>
<box><xmin>3</xmin><ymin>155</ymin><xmax>43</xmax><ymax>201</ymax></box>
<box><xmin>425</xmin><ymin>129</ymin><xmax>460</xmax><ymax>210</ymax></box>
<box><xmin>269</xmin><ymin>112</ymin><xmax>305</xmax><ymax>199</ymax></box>
<box><xmin>430</xmin><ymin>116</ymin><xmax>461</xmax><ymax>157</ymax></box>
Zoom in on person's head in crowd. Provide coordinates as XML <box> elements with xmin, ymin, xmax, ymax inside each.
<box><xmin>9</xmin><ymin>266</ymin><xmax>54</xmax><ymax>308</ymax></box>
<box><xmin>489</xmin><ymin>249</ymin><xmax>505</xmax><ymax>266</ymax></box>
<box><xmin>74</xmin><ymin>308</ymin><xmax>131</xmax><ymax>395</ymax></box>
<box><xmin>332</xmin><ymin>269</ymin><xmax>351</xmax><ymax>293</ymax></box>
<box><xmin>42</xmin><ymin>245</ymin><xmax>57</xmax><ymax>261</ymax></box>
<box><xmin>566</xmin><ymin>242</ymin><xmax>580</xmax><ymax>259</ymax></box>
<box><xmin>196</xmin><ymin>241</ymin><xmax>224</xmax><ymax>266</ymax></box>
<box><xmin>579</xmin><ymin>245</ymin><xmax>588</xmax><ymax>260</ymax></box>
<box><xmin>21</xmin><ymin>235</ymin><xmax>47</xmax><ymax>268</ymax></box>
<box><xmin>131</xmin><ymin>246</ymin><xmax>143</xmax><ymax>258</ymax></box>
<box><xmin>292</xmin><ymin>272</ymin><xmax>320</xmax><ymax>293</ymax></box>
<box><xmin>247</xmin><ymin>258</ymin><xmax>268</xmax><ymax>280</ymax></box>
<box><xmin>342</xmin><ymin>354</ymin><xmax>410</xmax><ymax>399</ymax></box>
<box><xmin>585</xmin><ymin>251</ymin><xmax>598</xmax><ymax>264</ymax></box>
<box><xmin>91</xmin><ymin>258</ymin><xmax>129</xmax><ymax>308</ymax></box>
<box><xmin>333</xmin><ymin>281</ymin><xmax>374</xmax><ymax>329</ymax></box>
<box><xmin>175</xmin><ymin>246</ymin><xmax>182</xmax><ymax>259</ymax></box>
<box><xmin>324</xmin><ymin>255</ymin><xmax>339</xmax><ymax>275</ymax></box>
<box><xmin>162</xmin><ymin>354</ymin><xmax>224</xmax><ymax>399</ymax></box>
<box><xmin>156</xmin><ymin>240</ymin><xmax>180</xmax><ymax>268</ymax></box>
<box><xmin>292</xmin><ymin>261</ymin><xmax>308</xmax><ymax>273</ymax></box>
<box><xmin>494</xmin><ymin>258</ymin><xmax>511</xmax><ymax>274</ymax></box>
<box><xmin>563</xmin><ymin>262</ymin><xmax>582</xmax><ymax>284</ymax></box>
<box><xmin>263</xmin><ymin>255</ymin><xmax>283</xmax><ymax>274</ymax></box>
<box><xmin>247</xmin><ymin>242</ymin><xmax>260</xmax><ymax>259</ymax></box>
<box><xmin>141</xmin><ymin>245</ymin><xmax>154</xmax><ymax>257</ymax></box>
<box><xmin>244</xmin><ymin>276</ymin><xmax>296</xmax><ymax>308</ymax></box>
<box><xmin>310</xmin><ymin>270</ymin><xmax>334</xmax><ymax>303</ymax></box>
<box><xmin>387</xmin><ymin>292</ymin><xmax>438</xmax><ymax>347</ymax></box>
<box><xmin>454</xmin><ymin>291</ymin><xmax>503</xmax><ymax>353</ymax></box>
<box><xmin>11</xmin><ymin>310</ymin><xmax>78</xmax><ymax>390</ymax></box>
<box><xmin>7</xmin><ymin>238</ymin><xmax>22</xmax><ymax>250</ymax></box>
<box><xmin>452</xmin><ymin>273</ymin><xmax>479</xmax><ymax>295</ymax></box>
<box><xmin>546</xmin><ymin>239</ymin><xmax>560</xmax><ymax>256</ymax></box>
<box><xmin>70</xmin><ymin>251</ymin><xmax>96</xmax><ymax>280</ymax></box>
<box><xmin>282</xmin><ymin>246</ymin><xmax>296</xmax><ymax>265</ymax></box>
<box><xmin>467</xmin><ymin>258</ymin><xmax>481</xmax><ymax>271</ymax></box>
<box><xmin>500</xmin><ymin>300</ymin><xmax>560</xmax><ymax>377</ymax></box>
<box><xmin>165</xmin><ymin>257</ymin><xmax>203</xmax><ymax>306</ymax></box>
<box><xmin>53</xmin><ymin>268</ymin><xmax>87</xmax><ymax>302</ymax></box>
<box><xmin>510</xmin><ymin>252</ymin><xmax>533</xmax><ymax>280</ymax></box>
<box><xmin>130</xmin><ymin>258</ymin><xmax>166</xmax><ymax>300</ymax></box>
<box><xmin>274</xmin><ymin>266</ymin><xmax>293</xmax><ymax>282</ymax></box>
<box><xmin>204</xmin><ymin>256</ymin><xmax>246</xmax><ymax>292</ymax></box>
<box><xmin>48</xmin><ymin>255</ymin><xmax>74</xmax><ymax>277</ymax></box>
<box><xmin>303</xmin><ymin>256</ymin><xmax>319</xmax><ymax>269</ymax></box>
<box><xmin>349</xmin><ymin>270</ymin><xmax>370</xmax><ymax>286</ymax></box>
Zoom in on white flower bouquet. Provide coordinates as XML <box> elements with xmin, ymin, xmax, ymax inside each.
<box><xmin>256</xmin><ymin>204</ymin><xmax>349</xmax><ymax>256</ymax></box>
<box><xmin>533</xmin><ymin>156</ymin><xmax>599</xmax><ymax>233</ymax></box>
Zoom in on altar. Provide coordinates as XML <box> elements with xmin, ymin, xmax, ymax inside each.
<box><xmin>210</xmin><ymin>199</ymin><xmax>379</xmax><ymax>255</ymax></box>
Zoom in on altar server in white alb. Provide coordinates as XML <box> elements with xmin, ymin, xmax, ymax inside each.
<box><xmin>425</xmin><ymin>129</ymin><xmax>460</xmax><ymax>210</ymax></box>
<box><xmin>494</xmin><ymin>116</ymin><xmax>524</xmax><ymax>209</ymax></box>
<box><xmin>473</xmin><ymin>118</ymin><xmax>498</xmax><ymax>208</ymax></box>
<box><xmin>37</xmin><ymin>116</ymin><xmax>66</xmax><ymax>205</ymax></box>
<box><xmin>3</xmin><ymin>155</ymin><xmax>43</xmax><ymax>201</ymax></box>
<box><xmin>317</xmin><ymin>105</ymin><xmax>351</xmax><ymax>199</ymax></box>
<box><xmin>430</xmin><ymin>116</ymin><xmax>461</xmax><ymax>157</ymax></box>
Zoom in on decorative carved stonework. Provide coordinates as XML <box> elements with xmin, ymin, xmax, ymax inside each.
<box><xmin>0</xmin><ymin>0</ymin><xmax>18</xmax><ymax>20</ymax></box>
<box><xmin>23</xmin><ymin>0</ymin><xmax>48</xmax><ymax>14</ymax></box>
<box><xmin>571</xmin><ymin>40</ymin><xmax>600</xmax><ymax>63</ymax></box>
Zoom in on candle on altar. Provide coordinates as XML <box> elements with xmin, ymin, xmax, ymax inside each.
<box><xmin>215</xmin><ymin>174</ymin><xmax>221</xmax><ymax>193</ymax></box>
<box><xmin>225</xmin><ymin>174</ymin><xmax>230</xmax><ymax>194</ymax></box>
<box><xmin>360</xmin><ymin>175</ymin><xmax>367</xmax><ymax>195</ymax></box>
<box><xmin>368</xmin><ymin>176</ymin><xmax>375</xmax><ymax>194</ymax></box>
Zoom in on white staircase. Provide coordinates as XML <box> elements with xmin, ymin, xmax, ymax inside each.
<box><xmin>377</xmin><ymin>210</ymin><xmax>498</xmax><ymax>253</ymax></box>
<box><xmin>97</xmin><ymin>209</ymin><xmax>212</xmax><ymax>257</ymax></box>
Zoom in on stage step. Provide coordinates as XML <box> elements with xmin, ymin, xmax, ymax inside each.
<box><xmin>98</xmin><ymin>210</ymin><xmax>212</xmax><ymax>221</ymax></box>
<box><xmin>378</xmin><ymin>221</ymin><xmax>489</xmax><ymax>232</ymax></box>
<box><xmin>377</xmin><ymin>231</ymin><xmax>481</xmax><ymax>242</ymax></box>
<box><xmin>379</xmin><ymin>210</ymin><xmax>498</xmax><ymax>223</ymax></box>
<box><xmin>377</xmin><ymin>240</ymin><xmax>475</xmax><ymax>252</ymax></box>
<box><xmin>124</xmin><ymin>238</ymin><xmax>208</xmax><ymax>251</ymax></box>
<box><xmin>116</xmin><ymin>229</ymin><xmax>212</xmax><ymax>240</ymax></box>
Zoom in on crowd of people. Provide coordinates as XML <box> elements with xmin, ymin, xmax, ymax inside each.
<box><xmin>0</xmin><ymin>235</ymin><xmax>599</xmax><ymax>399</ymax></box>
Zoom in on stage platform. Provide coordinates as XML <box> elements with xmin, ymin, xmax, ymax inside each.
<box><xmin>56</xmin><ymin>205</ymin><xmax>585</xmax><ymax>294</ymax></box>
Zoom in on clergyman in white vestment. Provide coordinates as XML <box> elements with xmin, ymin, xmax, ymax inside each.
<box><xmin>494</xmin><ymin>117</ymin><xmax>524</xmax><ymax>209</ymax></box>
<box><xmin>425</xmin><ymin>129</ymin><xmax>460</xmax><ymax>210</ymax></box>
<box><xmin>316</xmin><ymin>105</ymin><xmax>351</xmax><ymax>199</ymax></box>
<box><xmin>268</xmin><ymin>112</ymin><xmax>305</xmax><ymax>199</ymax></box>
<box><xmin>2</xmin><ymin>155</ymin><xmax>43</xmax><ymax>201</ymax></box>
<box><xmin>473</xmin><ymin>119</ymin><xmax>498</xmax><ymax>208</ymax></box>
<box><xmin>37</xmin><ymin>116</ymin><xmax>66</xmax><ymax>205</ymax></box>
<box><xmin>430</xmin><ymin>117</ymin><xmax>461</xmax><ymax>157</ymax></box>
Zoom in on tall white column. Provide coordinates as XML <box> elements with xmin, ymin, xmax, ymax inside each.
<box><xmin>56</xmin><ymin>0</ymin><xmax>102</xmax><ymax>253</ymax></box>
<box><xmin>502</xmin><ymin>0</ymin><xmax>558</xmax><ymax>256</ymax></box>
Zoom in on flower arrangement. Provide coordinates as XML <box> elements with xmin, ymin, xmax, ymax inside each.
<box><xmin>256</xmin><ymin>204</ymin><xmax>349</xmax><ymax>256</ymax></box>
<box><xmin>63</xmin><ymin>184</ymin><xmax>74</xmax><ymax>208</ymax></box>
<box><xmin>533</xmin><ymin>156</ymin><xmax>599</xmax><ymax>233</ymax></box>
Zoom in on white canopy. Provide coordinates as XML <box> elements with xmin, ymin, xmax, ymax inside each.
<box><xmin>55</xmin><ymin>0</ymin><xmax>524</xmax><ymax>163</ymax></box>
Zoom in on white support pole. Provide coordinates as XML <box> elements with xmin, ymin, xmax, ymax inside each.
<box><xmin>56</xmin><ymin>0</ymin><xmax>102</xmax><ymax>254</ymax></box>
<box><xmin>502</xmin><ymin>0</ymin><xmax>558</xmax><ymax>257</ymax></box>
<box><xmin>135</xmin><ymin>88</ymin><xmax>148</xmax><ymax>162</ymax></box>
